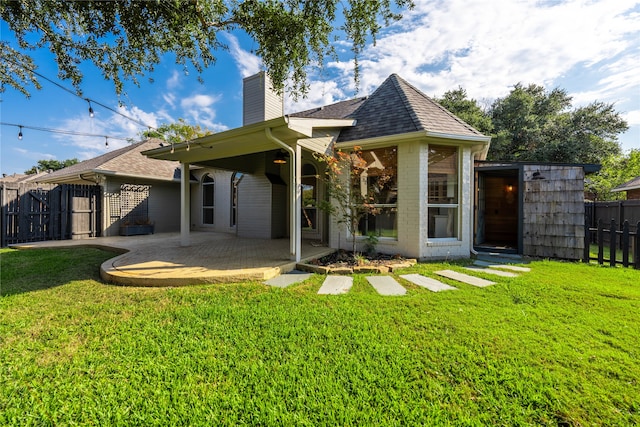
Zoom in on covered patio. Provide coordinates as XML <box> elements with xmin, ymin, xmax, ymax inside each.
<box><xmin>142</xmin><ymin>115</ymin><xmax>355</xmax><ymax>264</ymax></box>
<box><xmin>11</xmin><ymin>232</ymin><xmax>334</xmax><ymax>286</ymax></box>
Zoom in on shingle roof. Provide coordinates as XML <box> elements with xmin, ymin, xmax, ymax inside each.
<box><xmin>39</xmin><ymin>139</ymin><xmax>181</xmax><ymax>182</ymax></box>
<box><xmin>289</xmin><ymin>97</ymin><xmax>367</xmax><ymax>119</ymax></box>
<box><xmin>612</xmin><ymin>176</ymin><xmax>640</xmax><ymax>192</ymax></box>
<box><xmin>336</xmin><ymin>74</ymin><xmax>485</xmax><ymax>142</ymax></box>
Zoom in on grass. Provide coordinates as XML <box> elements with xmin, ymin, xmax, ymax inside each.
<box><xmin>589</xmin><ymin>243</ymin><xmax>636</xmax><ymax>264</ymax></box>
<box><xmin>1</xmin><ymin>247</ymin><xmax>639</xmax><ymax>426</ymax></box>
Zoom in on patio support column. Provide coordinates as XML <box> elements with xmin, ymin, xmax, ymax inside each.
<box><xmin>181</xmin><ymin>162</ymin><xmax>190</xmax><ymax>247</ymax></box>
<box><xmin>265</xmin><ymin>127</ymin><xmax>298</xmax><ymax>262</ymax></box>
<box><xmin>294</xmin><ymin>144</ymin><xmax>302</xmax><ymax>263</ymax></box>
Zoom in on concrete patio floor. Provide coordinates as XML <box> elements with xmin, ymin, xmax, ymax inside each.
<box><xmin>11</xmin><ymin>232</ymin><xmax>334</xmax><ymax>287</ymax></box>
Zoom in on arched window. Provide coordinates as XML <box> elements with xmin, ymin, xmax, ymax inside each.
<box><xmin>230</xmin><ymin>172</ymin><xmax>243</xmax><ymax>227</ymax></box>
<box><xmin>301</xmin><ymin>163</ymin><xmax>318</xmax><ymax>231</ymax></box>
<box><xmin>202</xmin><ymin>173</ymin><xmax>215</xmax><ymax>225</ymax></box>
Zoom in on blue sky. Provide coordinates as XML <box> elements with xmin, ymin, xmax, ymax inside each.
<box><xmin>1</xmin><ymin>0</ymin><xmax>638</xmax><ymax>176</ymax></box>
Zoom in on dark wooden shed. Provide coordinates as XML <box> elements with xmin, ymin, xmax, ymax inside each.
<box><xmin>474</xmin><ymin>162</ymin><xmax>600</xmax><ymax>260</ymax></box>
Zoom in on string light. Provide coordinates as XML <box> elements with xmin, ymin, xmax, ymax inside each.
<box><xmin>5</xmin><ymin>56</ymin><xmax>159</xmax><ymax>133</ymax></box>
<box><xmin>1</xmin><ymin>122</ymin><xmax>131</xmax><ymax>142</ymax></box>
<box><xmin>105</xmin><ymin>136</ymin><xmax>109</xmax><ymax>148</ymax></box>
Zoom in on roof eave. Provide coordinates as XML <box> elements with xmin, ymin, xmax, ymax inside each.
<box><xmin>143</xmin><ymin>116</ymin><xmax>356</xmax><ymax>163</ymax></box>
<box><xmin>336</xmin><ymin>130</ymin><xmax>491</xmax><ymax>150</ymax></box>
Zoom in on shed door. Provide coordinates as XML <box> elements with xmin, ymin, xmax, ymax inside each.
<box><xmin>476</xmin><ymin>172</ymin><xmax>518</xmax><ymax>251</ymax></box>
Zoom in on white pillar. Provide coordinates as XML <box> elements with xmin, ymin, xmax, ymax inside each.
<box><xmin>181</xmin><ymin>162</ymin><xmax>190</xmax><ymax>247</ymax></box>
<box><xmin>294</xmin><ymin>145</ymin><xmax>302</xmax><ymax>263</ymax></box>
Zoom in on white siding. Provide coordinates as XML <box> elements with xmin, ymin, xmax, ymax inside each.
<box><xmin>101</xmin><ymin>178</ymin><xmax>181</xmax><ymax>236</ymax></box>
<box><xmin>326</xmin><ymin>141</ymin><xmax>476</xmax><ymax>260</ymax></box>
<box><xmin>148</xmin><ymin>182</ymin><xmax>180</xmax><ymax>233</ymax></box>
<box><xmin>243</xmin><ymin>72</ymin><xmax>283</xmax><ymax>126</ymax></box>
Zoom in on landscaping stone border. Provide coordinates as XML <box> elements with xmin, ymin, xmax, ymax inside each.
<box><xmin>296</xmin><ymin>259</ymin><xmax>417</xmax><ymax>275</ymax></box>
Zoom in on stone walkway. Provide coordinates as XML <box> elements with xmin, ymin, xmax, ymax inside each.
<box><xmin>265</xmin><ymin>255</ymin><xmax>531</xmax><ymax>296</ymax></box>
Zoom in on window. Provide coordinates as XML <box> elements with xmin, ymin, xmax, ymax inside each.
<box><xmin>202</xmin><ymin>173</ymin><xmax>214</xmax><ymax>225</ymax></box>
<box><xmin>427</xmin><ymin>145</ymin><xmax>458</xmax><ymax>238</ymax></box>
<box><xmin>301</xmin><ymin>163</ymin><xmax>318</xmax><ymax>231</ymax></box>
<box><xmin>230</xmin><ymin>172</ymin><xmax>242</xmax><ymax>227</ymax></box>
<box><xmin>353</xmin><ymin>147</ymin><xmax>398</xmax><ymax>238</ymax></box>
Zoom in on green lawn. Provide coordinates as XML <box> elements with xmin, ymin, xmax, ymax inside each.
<box><xmin>1</xmin><ymin>247</ymin><xmax>639</xmax><ymax>426</ymax></box>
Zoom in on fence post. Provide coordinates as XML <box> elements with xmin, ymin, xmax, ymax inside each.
<box><xmin>609</xmin><ymin>219</ymin><xmax>618</xmax><ymax>267</ymax></box>
<box><xmin>635</xmin><ymin>221</ymin><xmax>640</xmax><ymax>270</ymax></box>
<box><xmin>609</xmin><ymin>219</ymin><xmax>617</xmax><ymax>267</ymax></box>
<box><xmin>622</xmin><ymin>220</ymin><xmax>629</xmax><ymax>268</ymax></box>
<box><xmin>597</xmin><ymin>219</ymin><xmax>604</xmax><ymax>265</ymax></box>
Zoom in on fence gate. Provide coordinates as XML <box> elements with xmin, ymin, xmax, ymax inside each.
<box><xmin>1</xmin><ymin>183</ymin><xmax>102</xmax><ymax>246</ymax></box>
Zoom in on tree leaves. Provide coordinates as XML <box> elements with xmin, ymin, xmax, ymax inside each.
<box><xmin>1</xmin><ymin>0</ymin><xmax>412</xmax><ymax>98</ymax></box>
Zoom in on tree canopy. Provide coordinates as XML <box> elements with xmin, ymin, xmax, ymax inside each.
<box><xmin>25</xmin><ymin>158</ymin><xmax>78</xmax><ymax>175</ymax></box>
<box><xmin>437</xmin><ymin>83</ymin><xmax>628</xmax><ymax>164</ymax></box>
<box><xmin>140</xmin><ymin>118</ymin><xmax>212</xmax><ymax>144</ymax></box>
<box><xmin>587</xmin><ymin>149</ymin><xmax>640</xmax><ymax>200</ymax></box>
<box><xmin>1</xmin><ymin>0</ymin><xmax>413</xmax><ymax>99</ymax></box>
<box><xmin>435</xmin><ymin>87</ymin><xmax>492</xmax><ymax>136</ymax></box>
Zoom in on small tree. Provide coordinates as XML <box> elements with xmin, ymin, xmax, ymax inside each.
<box><xmin>25</xmin><ymin>158</ymin><xmax>78</xmax><ymax>174</ymax></box>
<box><xmin>315</xmin><ymin>145</ymin><xmax>390</xmax><ymax>255</ymax></box>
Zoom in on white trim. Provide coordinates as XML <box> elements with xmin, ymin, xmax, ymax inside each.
<box><xmin>180</xmin><ymin>162</ymin><xmax>191</xmax><ymax>247</ymax></box>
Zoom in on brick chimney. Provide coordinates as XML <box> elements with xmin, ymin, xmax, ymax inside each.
<box><xmin>242</xmin><ymin>72</ymin><xmax>284</xmax><ymax>126</ymax></box>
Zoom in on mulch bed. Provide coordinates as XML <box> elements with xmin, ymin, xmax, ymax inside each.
<box><xmin>308</xmin><ymin>250</ymin><xmax>410</xmax><ymax>269</ymax></box>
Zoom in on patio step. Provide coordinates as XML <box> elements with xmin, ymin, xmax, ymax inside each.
<box><xmin>264</xmin><ymin>270</ymin><xmax>312</xmax><ymax>288</ymax></box>
<box><xmin>435</xmin><ymin>270</ymin><xmax>496</xmax><ymax>288</ymax></box>
<box><xmin>400</xmin><ymin>274</ymin><xmax>458</xmax><ymax>292</ymax></box>
<box><xmin>366</xmin><ymin>276</ymin><xmax>406</xmax><ymax>296</ymax></box>
<box><xmin>318</xmin><ymin>276</ymin><xmax>353</xmax><ymax>295</ymax></box>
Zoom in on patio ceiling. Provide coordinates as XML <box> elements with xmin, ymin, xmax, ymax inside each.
<box><xmin>142</xmin><ymin>116</ymin><xmax>356</xmax><ymax>165</ymax></box>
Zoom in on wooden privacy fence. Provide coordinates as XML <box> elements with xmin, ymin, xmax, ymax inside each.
<box><xmin>583</xmin><ymin>219</ymin><xmax>640</xmax><ymax>269</ymax></box>
<box><xmin>1</xmin><ymin>183</ymin><xmax>102</xmax><ymax>246</ymax></box>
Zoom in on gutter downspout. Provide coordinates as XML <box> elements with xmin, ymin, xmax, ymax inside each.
<box><xmin>265</xmin><ymin>127</ymin><xmax>301</xmax><ymax>263</ymax></box>
<box><xmin>469</xmin><ymin>145</ymin><xmax>486</xmax><ymax>257</ymax></box>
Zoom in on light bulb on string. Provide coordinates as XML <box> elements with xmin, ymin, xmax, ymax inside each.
<box><xmin>88</xmin><ymin>100</ymin><xmax>94</xmax><ymax>118</ymax></box>
<box><xmin>104</xmin><ymin>136</ymin><xmax>109</xmax><ymax>148</ymax></box>
<box><xmin>18</xmin><ymin>126</ymin><xmax>23</xmax><ymax>140</ymax></box>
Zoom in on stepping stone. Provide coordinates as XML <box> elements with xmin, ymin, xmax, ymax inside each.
<box><xmin>435</xmin><ymin>269</ymin><xmax>496</xmax><ymax>288</ymax></box>
<box><xmin>366</xmin><ymin>276</ymin><xmax>406</xmax><ymax>296</ymax></box>
<box><xmin>473</xmin><ymin>260</ymin><xmax>531</xmax><ymax>272</ymax></box>
<box><xmin>264</xmin><ymin>270</ymin><xmax>312</xmax><ymax>288</ymax></box>
<box><xmin>318</xmin><ymin>276</ymin><xmax>353</xmax><ymax>295</ymax></box>
<box><xmin>476</xmin><ymin>253</ymin><xmax>525</xmax><ymax>264</ymax></box>
<box><xmin>464</xmin><ymin>266</ymin><xmax>518</xmax><ymax>277</ymax></box>
<box><xmin>400</xmin><ymin>274</ymin><xmax>457</xmax><ymax>292</ymax></box>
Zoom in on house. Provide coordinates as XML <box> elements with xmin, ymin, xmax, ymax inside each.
<box><xmin>35</xmin><ymin>139</ymin><xmax>188</xmax><ymax>236</ymax></box>
<box><xmin>143</xmin><ymin>73</ymin><xmax>491</xmax><ymax>262</ymax></box>
<box><xmin>612</xmin><ymin>176</ymin><xmax>640</xmax><ymax>200</ymax></box>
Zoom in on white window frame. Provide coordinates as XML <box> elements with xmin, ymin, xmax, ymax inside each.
<box><xmin>202</xmin><ymin>173</ymin><xmax>215</xmax><ymax>225</ymax></box>
<box><xmin>427</xmin><ymin>145</ymin><xmax>461</xmax><ymax>240</ymax></box>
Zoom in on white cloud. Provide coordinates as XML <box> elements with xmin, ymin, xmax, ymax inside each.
<box><xmin>325</xmin><ymin>0</ymin><xmax>639</xmax><ymax>102</ymax></box>
<box><xmin>309</xmin><ymin>0</ymin><xmax>639</xmax><ymax>151</ymax></box>
<box><xmin>285</xmin><ymin>80</ymin><xmax>347</xmax><ymax>114</ymax></box>
<box><xmin>13</xmin><ymin>147</ymin><xmax>56</xmax><ymax>161</ymax></box>
<box><xmin>49</xmin><ymin>105</ymin><xmax>163</xmax><ymax>159</ymax></box>
<box><xmin>179</xmin><ymin>93</ymin><xmax>228</xmax><ymax>132</ymax></box>
<box><xmin>624</xmin><ymin>110</ymin><xmax>640</xmax><ymax>127</ymax></box>
<box><xmin>225</xmin><ymin>33</ymin><xmax>262</xmax><ymax>78</ymax></box>
<box><xmin>166</xmin><ymin>70</ymin><xmax>181</xmax><ymax>90</ymax></box>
